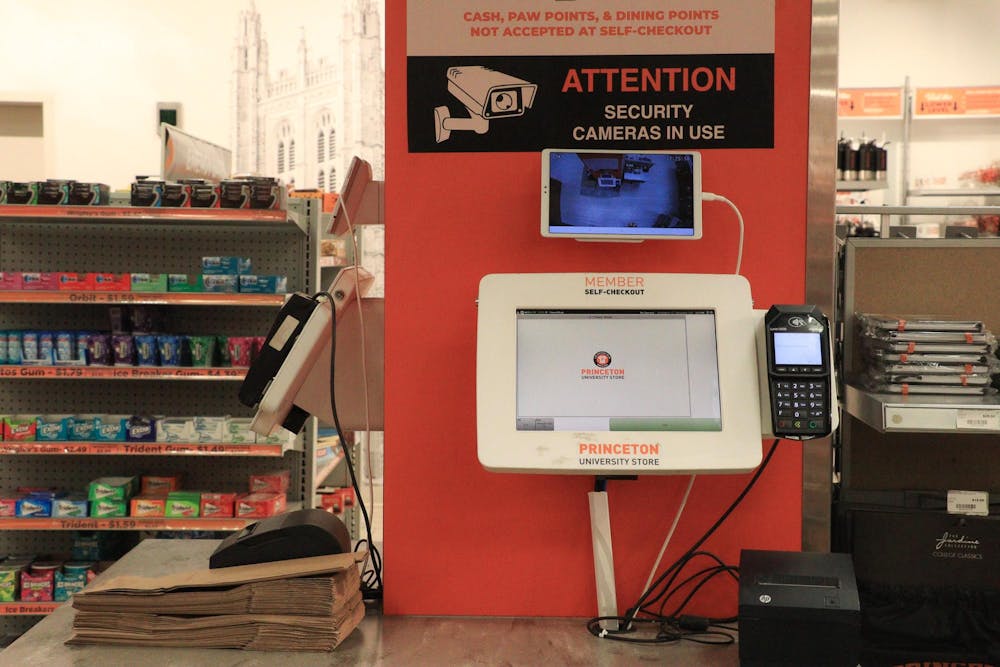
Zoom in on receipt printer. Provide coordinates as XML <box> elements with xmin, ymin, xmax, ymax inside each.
<box><xmin>738</xmin><ymin>549</ymin><xmax>860</xmax><ymax>667</ymax></box>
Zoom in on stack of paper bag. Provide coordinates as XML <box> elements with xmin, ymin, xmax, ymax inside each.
<box><xmin>67</xmin><ymin>551</ymin><xmax>366</xmax><ymax>652</ymax></box>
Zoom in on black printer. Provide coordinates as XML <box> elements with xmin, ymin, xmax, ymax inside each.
<box><xmin>738</xmin><ymin>549</ymin><xmax>860</xmax><ymax>667</ymax></box>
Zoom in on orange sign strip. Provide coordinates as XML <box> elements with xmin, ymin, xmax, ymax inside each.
<box><xmin>838</xmin><ymin>88</ymin><xmax>903</xmax><ymax>118</ymax></box>
<box><xmin>915</xmin><ymin>86</ymin><xmax>1000</xmax><ymax>117</ymax></box>
<box><xmin>0</xmin><ymin>517</ymin><xmax>252</xmax><ymax>531</ymax></box>
<box><xmin>0</xmin><ymin>442</ymin><xmax>282</xmax><ymax>456</ymax></box>
<box><xmin>0</xmin><ymin>205</ymin><xmax>286</xmax><ymax>223</ymax></box>
<box><xmin>0</xmin><ymin>602</ymin><xmax>60</xmax><ymax>615</ymax></box>
<box><xmin>0</xmin><ymin>291</ymin><xmax>284</xmax><ymax>306</ymax></box>
<box><xmin>0</xmin><ymin>366</ymin><xmax>246</xmax><ymax>380</ymax></box>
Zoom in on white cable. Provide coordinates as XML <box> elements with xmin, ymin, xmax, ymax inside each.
<box><xmin>639</xmin><ymin>474</ymin><xmax>696</xmax><ymax>598</ymax></box>
<box><xmin>339</xmin><ymin>197</ymin><xmax>376</xmax><ymax>550</ymax></box>
<box><xmin>703</xmin><ymin>192</ymin><xmax>745</xmax><ymax>275</ymax></box>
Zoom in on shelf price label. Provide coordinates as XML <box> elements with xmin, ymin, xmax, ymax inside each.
<box><xmin>838</xmin><ymin>88</ymin><xmax>903</xmax><ymax>118</ymax></box>
<box><xmin>956</xmin><ymin>409</ymin><xmax>1000</xmax><ymax>431</ymax></box>
<box><xmin>947</xmin><ymin>490</ymin><xmax>989</xmax><ymax>517</ymax></box>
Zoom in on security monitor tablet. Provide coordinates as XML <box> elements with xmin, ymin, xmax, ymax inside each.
<box><xmin>476</xmin><ymin>273</ymin><xmax>762</xmax><ymax>474</ymax></box>
<box><xmin>541</xmin><ymin>149</ymin><xmax>702</xmax><ymax>241</ymax></box>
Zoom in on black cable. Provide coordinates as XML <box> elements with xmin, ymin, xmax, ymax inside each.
<box><xmin>625</xmin><ymin>438</ymin><xmax>780</xmax><ymax>625</ymax></box>
<box><xmin>314</xmin><ymin>291</ymin><xmax>383</xmax><ymax>597</ymax></box>
<box><xmin>589</xmin><ymin>439</ymin><xmax>782</xmax><ymax>643</ymax></box>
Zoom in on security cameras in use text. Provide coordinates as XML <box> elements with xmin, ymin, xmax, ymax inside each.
<box><xmin>434</xmin><ymin>66</ymin><xmax>538</xmax><ymax>142</ymax></box>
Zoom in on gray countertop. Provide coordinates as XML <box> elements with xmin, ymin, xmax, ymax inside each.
<box><xmin>1</xmin><ymin>539</ymin><xmax>739</xmax><ymax>666</ymax></box>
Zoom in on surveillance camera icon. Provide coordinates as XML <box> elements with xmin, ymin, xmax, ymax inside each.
<box><xmin>434</xmin><ymin>66</ymin><xmax>538</xmax><ymax>143</ymax></box>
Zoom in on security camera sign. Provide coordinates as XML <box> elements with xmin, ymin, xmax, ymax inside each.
<box><xmin>408</xmin><ymin>0</ymin><xmax>775</xmax><ymax>152</ymax></box>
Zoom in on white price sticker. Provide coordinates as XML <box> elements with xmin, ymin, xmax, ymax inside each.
<box><xmin>947</xmin><ymin>490</ymin><xmax>989</xmax><ymax>516</ymax></box>
<box><xmin>956</xmin><ymin>410</ymin><xmax>1000</xmax><ymax>431</ymax></box>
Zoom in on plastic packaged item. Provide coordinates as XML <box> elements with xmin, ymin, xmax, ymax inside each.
<box><xmin>4</xmin><ymin>416</ymin><xmax>37</xmax><ymax>442</ymax></box>
<box><xmin>201</xmin><ymin>257</ymin><xmax>252</xmax><ymax>275</ymax></box>
<box><xmin>90</xmin><ymin>499</ymin><xmax>127</xmax><ymax>517</ymax></box>
<box><xmin>130</xmin><ymin>496</ymin><xmax>167</xmax><ymax>517</ymax></box>
<box><xmin>112</xmin><ymin>334</ymin><xmax>135</xmax><ymax>366</ymax></box>
<box><xmin>165</xmin><ymin>491</ymin><xmax>201</xmax><ymax>518</ymax></box>
<box><xmin>21</xmin><ymin>332</ymin><xmax>39</xmax><ymax>362</ymax></box>
<box><xmin>5</xmin><ymin>331</ymin><xmax>21</xmax><ymax>364</ymax></box>
<box><xmin>54</xmin><ymin>331</ymin><xmax>76</xmax><ymax>363</ymax></box>
<box><xmin>21</xmin><ymin>273</ymin><xmax>59</xmax><ymax>290</ymax></box>
<box><xmin>200</xmin><ymin>492</ymin><xmax>236</xmax><ymax>518</ymax></box>
<box><xmin>225</xmin><ymin>418</ymin><xmax>254</xmax><ymax>444</ymax></box>
<box><xmin>38</xmin><ymin>331</ymin><xmax>54</xmax><ymax>364</ymax></box>
<box><xmin>235</xmin><ymin>492</ymin><xmax>286</xmax><ymax>518</ymax></box>
<box><xmin>134</xmin><ymin>334</ymin><xmax>159</xmax><ymax>366</ymax></box>
<box><xmin>69</xmin><ymin>415</ymin><xmax>99</xmax><ymax>441</ymax></box>
<box><xmin>0</xmin><ymin>272</ymin><xmax>23</xmax><ymax>290</ymax></box>
<box><xmin>52</xmin><ymin>497</ymin><xmax>89</xmax><ymax>518</ymax></box>
<box><xmin>141</xmin><ymin>475</ymin><xmax>182</xmax><ymax>495</ymax></box>
<box><xmin>156</xmin><ymin>417</ymin><xmax>195</xmax><ymax>443</ymax></box>
<box><xmin>192</xmin><ymin>416</ymin><xmax>225</xmax><ymax>443</ymax></box>
<box><xmin>130</xmin><ymin>273</ymin><xmax>168</xmax><ymax>292</ymax></box>
<box><xmin>36</xmin><ymin>415</ymin><xmax>72</xmax><ymax>442</ymax></box>
<box><xmin>187</xmin><ymin>336</ymin><xmax>216</xmax><ymax>367</ymax></box>
<box><xmin>856</xmin><ymin>313</ymin><xmax>986</xmax><ymax>333</ymax></box>
<box><xmin>156</xmin><ymin>335</ymin><xmax>182</xmax><ymax>366</ymax></box>
<box><xmin>126</xmin><ymin>416</ymin><xmax>156</xmax><ymax>442</ymax></box>
<box><xmin>202</xmin><ymin>274</ymin><xmax>238</xmax><ymax>293</ymax></box>
<box><xmin>249</xmin><ymin>469</ymin><xmax>290</xmax><ymax>494</ymax></box>
<box><xmin>227</xmin><ymin>337</ymin><xmax>253</xmax><ymax>367</ymax></box>
<box><xmin>95</xmin><ymin>415</ymin><xmax>129</xmax><ymax>442</ymax></box>
<box><xmin>87</xmin><ymin>476</ymin><xmax>138</xmax><ymax>501</ymax></box>
<box><xmin>87</xmin><ymin>333</ymin><xmax>112</xmax><ymax>365</ymax></box>
<box><xmin>238</xmin><ymin>275</ymin><xmax>287</xmax><ymax>293</ymax></box>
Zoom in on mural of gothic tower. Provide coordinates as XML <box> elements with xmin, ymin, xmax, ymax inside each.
<box><xmin>230</xmin><ymin>1</ymin><xmax>385</xmax><ymax>190</ymax></box>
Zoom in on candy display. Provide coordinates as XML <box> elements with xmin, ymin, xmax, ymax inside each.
<box><xmin>0</xmin><ymin>415</ymin><xmax>294</xmax><ymax>445</ymax></box>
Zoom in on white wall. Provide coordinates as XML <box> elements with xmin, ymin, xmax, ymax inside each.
<box><xmin>0</xmin><ymin>0</ymin><xmax>363</xmax><ymax>190</ymax></box>
<box><xmin>839</xmin><ymin>0</ymin><xmax>1000</xmax><ymax>200</ymax></box>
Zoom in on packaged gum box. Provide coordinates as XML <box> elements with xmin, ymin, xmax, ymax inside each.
<box><xmin>54</xmin><ymin>570</ymin><xmax>88</xmax><ymax>601</ymax></box>
<box><xmin>95</xmin><ymin>415</ymin><xmax>129</xmax><ymax>442</ymax></box>
<box><xmin>249</xmin><ymin>470</ymin><xmax>290</xmax><ymax>494</ymax></box>
<box><xmin>130</xmin><ymin>495</ymin><xmax>167</xmax><ymax>517</ymax></box>
<box><xmin>192</xmin><ymin>416</ymin><xmax>226</xmax><ymax>443</ymax></box>
<box><xmin>141</xmin><ymin>474</ymin><xmax>182</xmax><ymax>495</ymax></box>
<box><xmin>130</xmin><ymin>273</ymin><xmax>168</xmax><ymax>292</ymax></box>
<box><xmin>165</xmin><ymin>491</ymin><xmax>201</xmax><ymax>518</ymax></box>
<box><xmin>225</xmin><ymin>418</ymin><xmax>254</xmax><ymax>444</ymax></box>
<box><xmin>88</xmin><ymin>476</ymin><xmax>137</xmax><ymax>501</ymax></box>
<box><xmin>16</xmin><ymin>496</ymin><xmax>53</xmax><ymax>517</ymax></box>
<box><xmin>20</xmin><ymin>570</ymin><xmax>54</xmax><ymax>602</ymax></box>
<box><xmin>235</xmin><ymin>492</ymin><xmax>286</xmax><ymax>518</ymax></box>
<box><xmin>69</xmin><ymin>415</ymin><xmax>99</xmax><ymax>441</ymax></box>
<box><xmin>202</xmin><ymin>274</ymin><xmax>238</xmax><ymax>293</ymax></box>
<box><xmin>52</xmin><ymin>497</ymin><xmax>89</xmax><ymax>518</ymax></box>
<box><xmin>0</xmin><ymin>568</ymin><xmax>18</xmax><ymax>602</ymax></box>
<box><xmin>91</xmin><ymin>273</ymin><xmax>131</xmax><ymax>291</ymax></box>
<box><xmin>56</xmin><ymin>273</ymin><xmax>94</xmax><ymax>291</ymax></box>
<box><xmin>21</xmin><ymin>273</ymin><xmax>59</xmax><ymax>290</ymax></box>
<box><xmin>156</xmin><ymin>417</ymin><xmax>194</xmax><ymax>442</ymax></box>
<box><xmin>4</xmin><ymin>415</ymin><xmax>37</xmax><ymax>441</ymax></box>
<box><xmin>201</xmin><ymin>256</ymin><xmax>252</xmax><ymax>275</ymax></box>
<box><xmin>0</xmin><ymin>272</ymin><xmax>22</xmax><ymax>290</ymax></box>
<box><xmin>238</xmin><ymin>275</ymin><xmax>287</xmax><ymax>294</ymax></box>
<box><xmin>200</xmin><ymin>492</ymin><xmax>236</xmax><ymax>518</ymax></box>
<box><xmin>126</xmin><ymin>416</ymin><xmax>156</xmax><ymax>442</ymax></box>
<box><xmin>36</xmin><ymin>415</ymin><xmax>72</xmax><ymax>442</ymax></box>
<box><xmin>167</xmin><ymin>274</ymin><xmax>203</xmax><ymax>292</ymax></box>
<box><xmin>90</xmin><ymin>499</ymin><xmax>127</xmax><ymax>517</ymax></box>
<box><xmin>0</xmin><ymin>493</ymin><xmax>20</xmax><ymax>517</ymax></box>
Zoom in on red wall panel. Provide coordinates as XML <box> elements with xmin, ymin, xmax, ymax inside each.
<box><xmin>383</xmin><ymin>0</ymin><xmax>813</xmax><ymax>617</ymax></box>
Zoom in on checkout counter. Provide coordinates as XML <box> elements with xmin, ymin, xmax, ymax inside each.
<box><xmin>1</xmin><ymin>539</ymin><xmax>739</xmax><ymax>665</ymax></box>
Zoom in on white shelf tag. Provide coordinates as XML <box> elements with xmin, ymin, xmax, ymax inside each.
<box><xmin>956</xmin><ymin>409</ymin><xmax>1000</xmax><ymax>431</ymax></box>
<box><xmin>947</xmin><ymin>489</ymin><xmax>989</xmax><ymax>516</ymax></box>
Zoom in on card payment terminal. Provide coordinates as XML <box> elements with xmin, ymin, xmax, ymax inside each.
<box><xmin>763</xmin><ymin>305</ymin><xmax>833</xmax><ymax>439</ymax></box>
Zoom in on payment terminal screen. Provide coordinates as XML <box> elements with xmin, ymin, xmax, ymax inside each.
<box><xmin>515</xmin><ymin>310</ymin><xmax>722</xmax><ymax>431</ymax></box>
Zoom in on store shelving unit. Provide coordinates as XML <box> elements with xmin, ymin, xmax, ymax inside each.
<box><xmin>0</xmin><ymin>199</ymin><xmax>323</xmax><ymax>629</ymax></box>
<box><xmin>835</xmin><ymin>237</ymin><xmax>1000</xmax><ymax>499</ymax></box>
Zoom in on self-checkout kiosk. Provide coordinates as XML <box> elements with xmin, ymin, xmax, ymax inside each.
<box><xmin>237</xmin><ymin>153</ymin><xmax>857</xmax><ymax>666</ymax></box>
